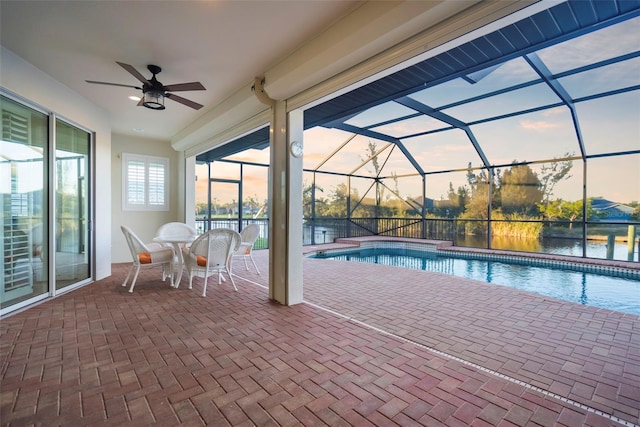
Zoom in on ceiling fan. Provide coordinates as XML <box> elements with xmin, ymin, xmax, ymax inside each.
<box><xmin>86</xmin><ymin>61</ymin><xmax>206</xmax><ymax>110</ymax></box>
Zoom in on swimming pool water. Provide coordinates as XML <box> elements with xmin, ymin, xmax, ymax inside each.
<box><xmin>312</xmin><ymin>248</ymin><xmax>640</xmax><ymax>316</ymax></box>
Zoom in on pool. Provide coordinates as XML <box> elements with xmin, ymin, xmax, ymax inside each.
<box><xmin>311</xmin><ymin>247</ymin><xmax>640</xmax><ymax>316</ymax></box>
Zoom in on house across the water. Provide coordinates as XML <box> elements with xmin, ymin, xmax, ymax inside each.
<box><xmin>591</xmin><ymin>197</ymin><xmax>635</xmax><ymax>222</ymax></box>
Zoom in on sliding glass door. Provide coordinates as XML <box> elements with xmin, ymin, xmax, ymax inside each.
<box><xmin>55</xmin><ymin>120</ymin><xmax>91</xmax><ymax>290</ymax></box>
<box><xmin>1</xmin><ymin>94</ymin><xmax>93</xmax><ymax>311</ymax></box>
<box><xmin>1</xmin><ymin>96</ymin><xmax>49</xmax><ymax>308</ymax></box>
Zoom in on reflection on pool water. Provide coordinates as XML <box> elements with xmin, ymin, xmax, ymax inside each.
<box><xmin>312</xmin><ymin>248</ymin><xmax>640</xmax><ymax>316</ymax></box>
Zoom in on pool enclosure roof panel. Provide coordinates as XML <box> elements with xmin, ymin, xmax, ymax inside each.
<box><xmin>309</xmin><ymin>0</ymin><xmax>640</xmax><ymax>130</ymax></box>
<box><xmin>197</xmin><ymin>126</ymin><xmax>269</xmax><ymax>163</ymax></box>
<box><xmin>197</xmin><ymin>0</ymin><xmax>640</xmax><ymax>164</ymax></box>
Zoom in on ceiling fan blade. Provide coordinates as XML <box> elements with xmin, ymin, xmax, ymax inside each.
<box><xmin>165</xmin><ymin>93</ymin><xmax>203</xmax><ymax>110</ymax></box>
<box><xmin>86</xmin><ymin>80</ymin><xmax>142</xmax><ymax>89</ymax></box>
<box><xmin>116</xmin><ymin>61</ymin><xmax>149</xmax><ymax>84</ymax></box>
<box><xmin>163</xmin><ymin>82</ymin><xmax>205</xmax><ymax>92</ymax></box>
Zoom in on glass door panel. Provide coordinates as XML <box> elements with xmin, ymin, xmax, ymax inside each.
<box><xmin>0</xmin><ymin>95</ymin><xmax>49</xmax><ymax>308</ymax></box>
<box><xmin>55</xmin><ymin>120</ymin><xmax>90</xmax><ymax>290</ymax></box>
<box><xmin>210</xmin><ymin>180</ymin><xmax>240</xmax><ymax>232</ymax></box>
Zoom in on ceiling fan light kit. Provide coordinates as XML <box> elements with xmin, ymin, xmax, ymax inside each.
<box><xmin>143</xmin><ymin>90</ymin><xmax>165</xmax><ymax>110</ymax></box>
<box><xmin>86</xmin><ymin>62</ymin><xmax>205</xmax><ymax>110</ymax></box>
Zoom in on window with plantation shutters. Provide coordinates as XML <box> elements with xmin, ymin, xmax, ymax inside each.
<box><xmin>2</xmin><ymin>110</ymin><xmax>30</xmax><ymax>143</ymax></box>
<box><xmin>122</xmin><ymin>153</ymin><xmax>169</xmax><ymax>211</ymax></box>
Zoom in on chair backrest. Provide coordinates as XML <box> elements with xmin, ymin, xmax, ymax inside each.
<box><xmin>156</xmin><ymin>222</ymin><xmax>197</xmax><ymax>240</ymax></box>
<box><xmin>30</xmin><ymin>223</ymin><xmax>44</xmax><ymax>257</ymax></box>
<box><xmin>121</xmin><ymin>225</ymin><xmax>150</xmax><ymax>261</ymax></box>
<box><xmin>31</xmin><ymin>223</ymin><xmax>43</xmax><ymax>246</ymax></box>
<box><xmin>239</xmin><ymin>224</ymin><xmax>260</xmax><ymax>245</ymax></box>
<box><xmin>189</xmin><ymin>228</ymin><xmax>241</xmax><ymax>267</ymax></box>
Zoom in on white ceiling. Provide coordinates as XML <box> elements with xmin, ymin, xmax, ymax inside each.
<box><xmin>0</xmin><ymin>0</ymin><xmax>362</xmax><ymax>140</ymax></box>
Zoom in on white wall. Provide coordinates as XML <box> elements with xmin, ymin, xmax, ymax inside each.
<box><xmin>1</xmin><ymin>46</ymin><xmax>112</xmax><ymax>280</ymax></box>
<box><xmin>111</xmin><ymin>133</ymin><xmax>180</xmax><ymax>263</ymax></box>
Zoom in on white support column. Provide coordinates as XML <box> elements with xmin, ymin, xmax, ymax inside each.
<box><xmin>184</xmin><ymin>154</ymin><xmax>196</xmax><ymax>226</ymax></box>
<box><xmin>268</xmin><ymin>101</ymin><xmax>304</xmax><ymax>305</ymax></box>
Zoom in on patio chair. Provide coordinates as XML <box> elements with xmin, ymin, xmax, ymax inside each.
<box><xmin>121</xmin><ymin>225</ymin><xmax>174</xmax><ymax>293</ymax></box>
<box><xmin>30</xmin><ymin>223</ymin><xmax>44</xmax><ymax>281</ymax></box>
<box><xmin>182</xmin><ymin>228</ymin><xmax>241</xmax><ymax>297</ymax></box>
<box><xmin>156</xmin><ymin>222</ymin><xmax>198</xmax><ymax>248</ymax></box>
<box><xmin>156</xmin><ymin>222</ymin><xmax>197</xmax><ymax>249</ymax></box>
<box><xmin>233</xmin><ymin>223</ymin><xmax>261</xmax><ymax>274</ymax></box>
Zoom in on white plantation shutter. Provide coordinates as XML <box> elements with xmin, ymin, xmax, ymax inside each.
<box><xmin>122</xmin><ymin>153</ymin><xmax>169</xmax><ymax>211</ymax></box>
<box><xmin>147</xmin><ymin>161</ymin><xmax>166</xmax><ymax>206</ymax></box>
<box><xmin>126</xmin><ymin>160</ymin><xmax>146</xmax><ymax>206</ymax></box>
<box><xmin>2</xmin><ymin>110</ymin><xmax>30</xmax><ymax>143</ymax></box>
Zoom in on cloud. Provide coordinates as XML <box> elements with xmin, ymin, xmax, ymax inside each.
<box><xmin>542</xmin><ymin>107</ymin><xmax>565</xmax><ymax>117</ymax></box>
<box><xmin>519</xmin><ymin>120</ymin><xmax>560</xmax><ymax>131</ymax></box>
<box><xmin>373</xmin><ymin>116</ymin><xmax>446</xmax><ymax>136</ymax></box>
<box><xmin>303</xmin><ymin>152</ymin><xmax>329</xmax><ymax>166</ymax></box>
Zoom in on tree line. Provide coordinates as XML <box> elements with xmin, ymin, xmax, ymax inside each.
<box><xmin>305</xmin><ymin>150</ymin><xmax>638</xmax><ymax>220</ymax></box>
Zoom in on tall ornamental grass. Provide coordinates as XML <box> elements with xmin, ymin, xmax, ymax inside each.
<box><xmin>490</xmin><ymin>212</ymin><xmax>543</xmax><ymax>239</ymax></box>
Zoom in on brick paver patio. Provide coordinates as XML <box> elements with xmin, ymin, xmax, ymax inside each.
<box><xmin>1</xmin><ymin>246</ymin><xmax>639</xmax><ymax>426</ymax></box>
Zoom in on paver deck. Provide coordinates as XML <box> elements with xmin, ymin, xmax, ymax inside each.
<box><xmin>1</xmin><ymin>246</ymin><xmax>639</xmax><ymax>426</ymax></box>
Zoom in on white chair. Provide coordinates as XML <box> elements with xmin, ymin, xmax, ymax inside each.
<box><xmin>121</xmin><ymin>225</ymin><xmax>174</xmax><ymax>293</ymax></box>
<box><xmin>182</xmin><ymin>228</ymin><xmax>241</xmax><ymax>297</ymax></box>
<box><xmin>30</xmin><ymin>223</ymin><xmax>44</xmax><ymax>281</ymax></box>
<box><xmin>156</xmin><ymin>222</ymin><xmax>197</xmax><ymax>248</ymax></box>
<box><xmin>233</xmin><ymin>223</ymin><xmax>261</xmax><ymax>274</ymax></box>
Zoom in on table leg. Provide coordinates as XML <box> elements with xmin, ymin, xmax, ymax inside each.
<box><xmin>171</xmin><ymin>243</ymin><xmax>185</xmax><ymax>288</ymax></box>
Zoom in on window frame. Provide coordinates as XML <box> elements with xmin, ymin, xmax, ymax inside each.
<box><xmin>122</xmin><ymin>152</ymin><xmax>169</xmax><ymax>211</ymax></box>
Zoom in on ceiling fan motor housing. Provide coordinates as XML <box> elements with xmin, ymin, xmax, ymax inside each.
<box><xmin>143</xmin><ymin>65</ymin><xmax>165</xmax><ymax>93</ymax></box>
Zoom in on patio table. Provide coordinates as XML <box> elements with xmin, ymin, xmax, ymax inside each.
<box><xmin>153</xmin><ymin>235</ymin><xmax>196</xmax><ymax>287</ymax></box>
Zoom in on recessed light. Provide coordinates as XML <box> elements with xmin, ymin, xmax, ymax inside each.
<box><xmin>133</xmin><ymin>128</ymin><xmax>144</xmax><ymax>132</ymax></box>
<box><xmin>129</xmin><ymin>95</ymin><xmax>141</xmax><ymax>101</ymax></box>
